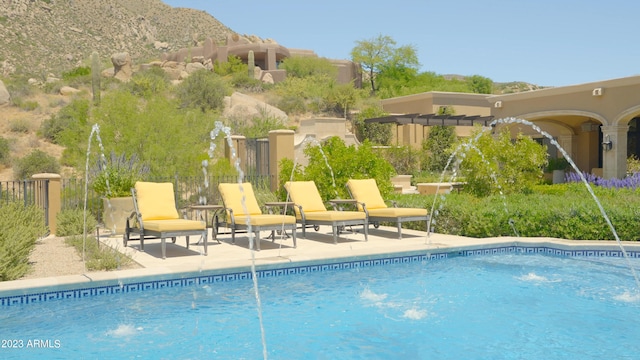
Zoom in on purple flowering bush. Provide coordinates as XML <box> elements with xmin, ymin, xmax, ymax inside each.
<box><xmin>565</xmin><ymin>171</ymin><xmax>640</xmax><ymax>190</ymax></box>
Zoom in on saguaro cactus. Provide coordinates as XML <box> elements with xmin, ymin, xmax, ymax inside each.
<box><xmin>91</xmin><ymin>51</ymin><xmax>101</xmax><ymax>105</ymax></box>
<box><xmin>247</xmin><ymin>50</ymin><xmax>255</xmax><ymax>79</ymax></box>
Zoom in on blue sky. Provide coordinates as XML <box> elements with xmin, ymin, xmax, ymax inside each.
<box><xmin>163</xmin><ymin>0</ymin><xmax>639</xmax><ymax>87</ymax></box>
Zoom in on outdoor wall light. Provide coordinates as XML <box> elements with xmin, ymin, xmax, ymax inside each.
<box><xmin>602</xmin><ymin>135</ymin><xmax>613</xmax><ymax>151</ymax></box>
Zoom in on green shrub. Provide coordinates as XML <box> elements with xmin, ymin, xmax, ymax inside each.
<box><xmin>378</xmin><ymin>145</ymin><xmax>420</xmax><ymax>175</ymax></box>
<box><xmin>174</xmin><ymin>69</ymin><xmax>228</xmax><ymax>112</ymax></box>
<box><xmin>14</xmin><ymin>99</ymin><xmax>39</xmax><ymax>111</ymax></box>
<box><xmin>352</xmin><ymin>106</ymin><xmax>392</xmax><ymax>145</ymax></box>
<box><xmin>62</xmin><ymin>66</ymin><xmax>91</xmax><ymax>82</ymax></box>
<box><xmin>213</xmin><ymin>55</ymin><xmax>246</xmax><ymax>76</ymax></box>
<box><xmin>40</xmin><ymin>98</ymin><xmax>90</xmax><ymax>145</ymax></box>
<box><xmin>422</xmin><ymin>125</ymin><xmax>457</xmax><ymax>172</ymax></box>
<box><xmin>128</xmin><ymin>66</ymin><xmax>170</xmax><ymax>97</ymax></box>
<box><xmin>627</xmin><ymin>155</ymin><xmax>640</xmax><ymax>174</ymax></box>
<box><xmin>91</xmin><ymin>90</ymin><xmax>213</xmax><ymax>178</ymax></box>
<box><xmin>64</xmin><ymin>235</ymin><xmax>132</xmax><ymax>271</ymax></box>
<box><xmin>9</xmin><ymin>118</ymin><xmax>30</xmax><ymax>133</ymax></box>
<box><xmin>274</xmin><ymin>75</ymin><xmax>334</xmax><ymax>114</ymax></box>
<box><xmin>0</xmin><ymin>202</ymin><xmax>47</xmax><ymax>281</ymax></box>
<box><xmin>459</xmin><ymin>129</ymin><xmax>547</xmax><ymax>196</ymax></box>
<box><xmin>230</xmin><ymin>72</ymin><xmax>264</xmax><ymax>92</ymax></box>
<box><xmin>90</xmin><ymin>152</ymin><xmax>148</xmax><ymax>198</ymax></box>
<box><xmin>13</xmin><ymin>149</ymin><xmax>60</xmax><ymax>180</ymax></box>
<box><xmin>56</xmin><ymin>208</ymin><xmax>98</xmax><ymax>237</ymax></box>
<box><xmin>3</xmin><ymin>76</ymin><xmax>34</xmax><ymax>102</ymax></box>
<box><xmin>388</xmin><ymin>185</ymin><xmax>640</xmax><ymax>241</ymax></box>
<box><xmin>278</xmin><ymin>137</ymin><xmax>395</xmax><ymax>201</ymax></box>
<box><xmin>279</xmin><ymin>56</ymin><xmax>337</xmax><ymax>79</ymax></box>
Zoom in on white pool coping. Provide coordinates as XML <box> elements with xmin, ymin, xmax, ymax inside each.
<box><xmin>2</xmin><ymin>225</ymin><xmax>640</xmax><ymax>299</ymax></box>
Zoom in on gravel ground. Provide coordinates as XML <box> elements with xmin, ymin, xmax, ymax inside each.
<box><xmin>20</xmin><ymin>235</ymin><xmax>140</xmax><ymax>280</ymax></box>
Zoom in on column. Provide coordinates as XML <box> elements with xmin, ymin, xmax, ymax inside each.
<box><xmin>600</xmin><ymin>125</ymin><xmax>629</xmax><ymax>179</ymax></box>
<box><xmin>269</xmin><ymin>130</ymin><xmax>295</xmax><ymax>192</ymax></box>
<box><xmin>32</xmin><ymin>173</ymin><xmax>61</xmax><ymax>235</ymax></box>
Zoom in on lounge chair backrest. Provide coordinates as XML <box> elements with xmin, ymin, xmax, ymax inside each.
<box><xmin>285</xmin><ymin>181</ymin><xmax>327</xmax><ymax>213</ymax></box>
<box><xmin>134</xmin><ymin>182</ymin><xmax>180</xmax><ymax>221</ymax></box>
<box><xmin>346</xmin><ymin>179</ymin><xmax>388</xmax><ymax>211</ymax></box>
<box><xmin>218</xmin><ymin>182</ymin><xmax>263</xmax><ymax>216</ymax></box>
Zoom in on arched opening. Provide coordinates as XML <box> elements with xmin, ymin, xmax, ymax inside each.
<box><xmin>627</xmin><ymin>117</ymin><xmax>640</xmax><ymax>158</ymax></box>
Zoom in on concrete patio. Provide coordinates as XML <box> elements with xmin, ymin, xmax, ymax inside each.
<box><xmin>2</xmin><ymin>224</ymin><xmax>640</xmax><ymax>296</ymax></box>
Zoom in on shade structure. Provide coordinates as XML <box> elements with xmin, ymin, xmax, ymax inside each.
<box><xmin>365</xmin><ymin>113</ymin><xmax>494</xmax><ymax>127</ymax></box>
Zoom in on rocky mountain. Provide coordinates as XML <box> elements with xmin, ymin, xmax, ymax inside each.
<box><xmin>0</xmin><ymin>0</ymin><xmax>235</xmax><ymax>78</ymax></box>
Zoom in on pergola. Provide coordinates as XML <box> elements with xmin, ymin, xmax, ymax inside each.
<box><xmin>365</xmin><ymin>113</ymin><xmax>495</xmax><ymax>127</ymax></box>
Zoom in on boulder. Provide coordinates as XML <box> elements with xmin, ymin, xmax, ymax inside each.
<box><xmin>261</xmin><ymin>72</ymin><xmax>274</xmax><ymax>84</ymax></box>
<box><xmin>223</xmin><ymin>92</ymin><xmax>288</xmax><ymax>123</ymax></box>
<box><xmin>60</xmin><ymin>86</ymin><xmax>80</xmax><ymax>96</ymax></box>
<box><xmin>185</xmin><ymin>62</ymin><xmax>205</xmax><ymax>74</ymax></box>
<box><xmin>111</xmin><ymin>52</ymin><xmax>132</xmax><ymax>82</ymax></box>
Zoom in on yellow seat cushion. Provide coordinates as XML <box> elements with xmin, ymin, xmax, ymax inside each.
<box><xmin>346</xmin><ymin>179</ymin><xmax>388</xmax><ymax>211</ymax></box>
<box><xmin>303</xmin><ymin>210</ymin><xmax>366</xmax><ymax>222</ymax></box>
<box><xmin>367</xmin><ymin>207</ymin><xmax>428</xmax><ymax>218</ymax></box>
<box><xmin>143</xmin><ymin>219</ymin><xmax>205</xmax><ymax>232</ymax></box>
<box><xmin>219</xmin><ymin>183</ymin><xmax>263</xmax><ymax>217</ymax></box>
<box><xmin>284</xmin><ymin>181</ymin><xmax>327</xmax><ymax>213</ymax></box>
<box><xmin>234</xmin><ymin>214</ymin><xmax>297</xmax><ymax>226</ymax></box>
<box><xmin>135</xmin><ymin>182</ymin><xmax>180</xmax><ymax>221</ymax></box>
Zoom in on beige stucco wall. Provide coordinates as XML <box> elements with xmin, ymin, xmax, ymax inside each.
<box><xmin>378</xmin><ymin>76</ymin><xmax>640</xmax><ymax>179</ymax></box>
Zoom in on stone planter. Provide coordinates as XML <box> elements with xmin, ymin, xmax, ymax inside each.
<box><xmin>102</xmin><ymin>197</ymin><xmax>134</xmax><ymax>235</ymax></box>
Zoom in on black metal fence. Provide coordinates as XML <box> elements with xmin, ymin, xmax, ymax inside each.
<box><xmin>246</xmin><ymin>138</ymin><xmax>270</xmax><ymax>176</ymax></box>
<box><xmin>0</xmin><ymin>179</ymin><xmax>49</xmax><ymax>227</ymax></box>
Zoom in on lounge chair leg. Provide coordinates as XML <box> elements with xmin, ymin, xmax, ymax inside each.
<box><xmin>203</xmin><ymin>231</ymin><xmax>208</xmax><ymax>255</ymax></box>
<box><xmin>397</xmin><ymin>222</ymin><xmax>402</xmax><ymax>240</ymax></box>
<box><xmin>161</xmin><ymin>237</ymin><xmax>166</xmax><ymax>259</ymax></box>
<box><xmin>186</xmin><ymin>235</ymin><xmax>190</xmax><ymax>249</ymax></box>
<box><xmin>364</xmin><ymin>222</ymin><xmax>369</xmax><ymax>242</ymax></box>
<box><xmin>333</xmin><ymin>226</ymin><xmax>338</xmax><ymax>244</ymax></box>
<box><xmin>292</xmin><ymin>228</ymin><xmax>297</xmax><ymax>248</ymax></box>
<box><xmin>231</xmin><ymin>228</ymin><xmax>236</xmax><ymax>244</ymax></box>
<box><xmin>255</xmin><ymin>231</ymin><xmax>261</xmax><ymax>251</ymax></box>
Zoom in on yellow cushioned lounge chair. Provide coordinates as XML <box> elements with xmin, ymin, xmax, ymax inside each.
<box><xmin>124</xmin><ymin>181</ymin><xmax>207</xmax><ymax>259</ymax></box>
<box><xmin>346</xmin><ymin>178</ymin><xmax>429</xmax><ymax>239</ymax></box>
<box><xmin>218</xmin><ymin>182</ymin><xmax>297</xmax><ymax>251</ymax></box>
<box><xmin>284</xmin><ymin>180</ymin><xmax>368</xmax><ymax>244</ymax></box>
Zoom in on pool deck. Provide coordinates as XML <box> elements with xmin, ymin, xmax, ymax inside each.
<box><xmin>2</xmin><ymin>225</ymin><xmax>640</xmax><ymax>295</ymax></box>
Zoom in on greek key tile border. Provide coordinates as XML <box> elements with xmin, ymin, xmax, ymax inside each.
<box><xmin>2</xmin><ymin>246</ymin><xmax>638</xmax><ymax>306</ymax></box>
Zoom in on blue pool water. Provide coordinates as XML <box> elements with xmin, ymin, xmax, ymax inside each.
<box><xmin>2</xmin><ymin>254</ymin><xmax>640</xmax><ymax>359</ymax></box>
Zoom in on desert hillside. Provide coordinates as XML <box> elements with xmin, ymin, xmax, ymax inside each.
<box><xmin>0</xmin><ymin>0</ymin><xmax>234</xmax><ymax>78</ymax></box>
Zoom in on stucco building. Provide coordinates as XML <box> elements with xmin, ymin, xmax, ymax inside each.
<box><xmin>377</xmin><ymin>76</ymin><xmax>640</xmax><ymax>179</ymax></box>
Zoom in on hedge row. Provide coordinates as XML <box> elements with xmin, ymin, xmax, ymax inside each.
<box><xmin>389</xmin><ymin>184</ymin><xmax>640</xmax><ymax>241</ymax></box>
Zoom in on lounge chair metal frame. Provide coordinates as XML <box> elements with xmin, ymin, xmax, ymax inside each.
<box><xmin>218</xmin><ymin>182</ymin><xmax>297</xmax><ymax>251</ymax></box>
<box><xmin>221</xmin><ymin>208</ymin><xmax>297</xmax><ymax>251</ymax></box>
<box><xmin>123</xmin><ymin>185</ymin><xmax>208</xmax><ymax>259</ymax></box>
<box><xmin>285</xmin><ymin>181</ymin><xmax>368</xmax><ymax>244</ymax></box>
<box><xmin>347</xmin><ymin>179</ymin><xmax>429</xmax><ymax>240</ymax></box>
<box><xmin>293</xmin><ymin>203</ymin><xmax>369</xmax><ymax>244</ymax></box>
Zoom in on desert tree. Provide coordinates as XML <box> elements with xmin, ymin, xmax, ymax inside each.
<box><xmin>350</xmin><ymin>34</ymin><xmax>419</xmax><ymax>95</ymax></box>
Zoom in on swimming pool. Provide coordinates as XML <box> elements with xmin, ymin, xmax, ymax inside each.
<box><xmin>1</xmin><ymin>251</ymin><xmax>639</xmax><ymax>359</ymax></box>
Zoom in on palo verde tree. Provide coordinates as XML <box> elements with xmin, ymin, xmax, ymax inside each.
<box><xmin>350</xmin><ymin>34</ymin><xmax>420</xmax><ymax>95</ymax></box>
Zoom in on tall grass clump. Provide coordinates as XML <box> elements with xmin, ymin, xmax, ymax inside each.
<box><xmin>56</xmin><ymin>208</ymin><xmax>98</xmax><ymax>237</ymax></box>
<box><xmin>0</xmin><ymin>202</ymin><xmax>47</xmax><ymax>281</ymax></box>
<box><xmin>64</xmin><ymin>235</ymin><xmax>132</xmax><ymax>271</ymax></box>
